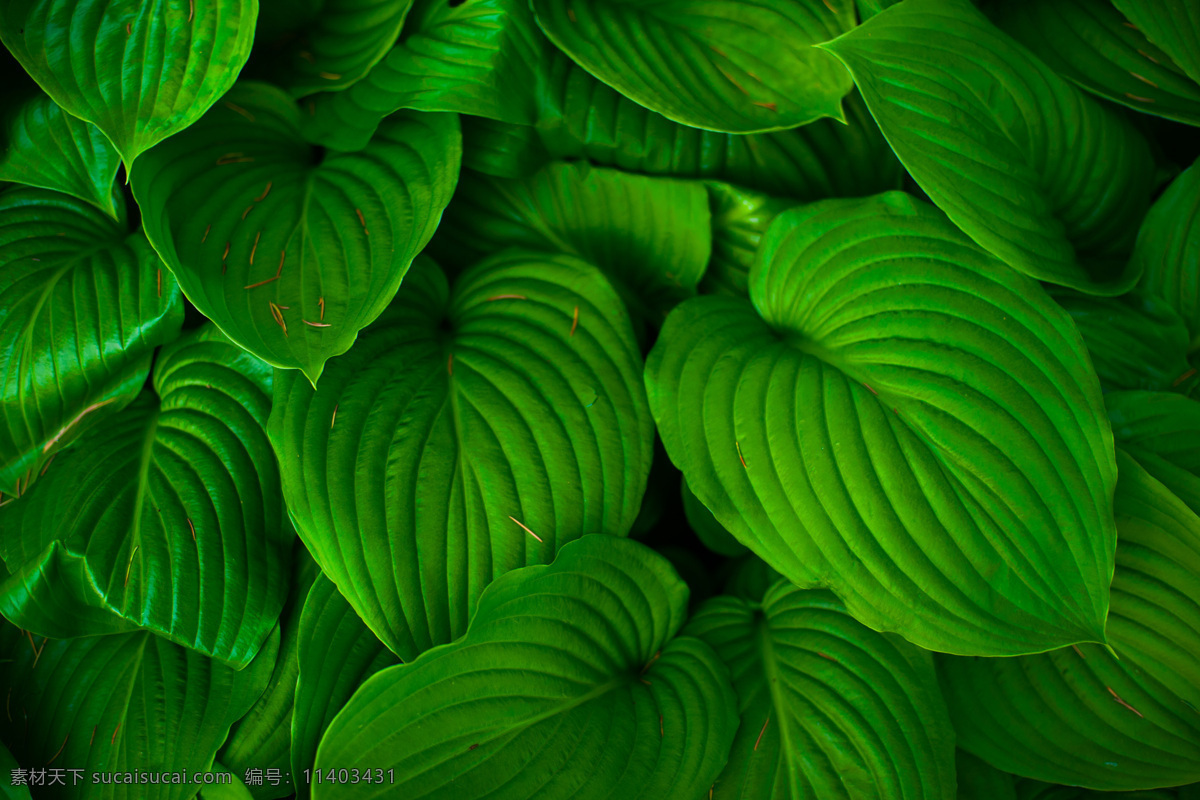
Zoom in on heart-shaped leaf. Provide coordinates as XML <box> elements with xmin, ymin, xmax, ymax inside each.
<box><xmin>0</xmin><ymin>92</ymin><xmax>120</xmax><ymax>216</ymax></box>
<box><xmin>1133</xmin><ymin>156</ymin><xmax>1200</xmax><ymax>342</ymax></box>
<box><xmin>1107</xmin><ymin>391</ymin><xmax>1200</xmax><ymax>515</ymax></box>
<box><xmin>819</xmin><ymin>0</ymin><xmax>1156</xmax><ymax>295</ymax></box>
<box><xmin>646</xmin><ymin>192</ymin><xmax>1117</xmax><ymax>656</ymax></box>
<box><xmin>313</xmin><ymin>535</ymin><xmax>738</xmax><ymax>800</ymax></box>
<box><xmin>684</xmin><ymin>582</ymin><xmax>956</xmax><ymax>800</ymax></box>
<box><xmin>703</xmin><ymin>182</ymin><xmax>797</xmax><ymax>298</ymax></box>
<box><xmin>291</xmin><ymin>574</ymin><xmax>399</xmax><ymax>798</ymax></box>
<box><xmin>1112</xmin><ymin>1</ymin><xmax>1200</xmax><ymax>86</ymax></box>
<box><xmin>132</xmin><ymin>83</ymin><xmax>461</xmax><ymax>383</ymax></box>
<box><xmin>531</xmin><ymin>0</ymin><xmax>854</xmax><ymax>133</ymax></box>
<box><xmin>991</xmin><ymin>0</ymin><xmax>1200</xmax><ymax>126</ymax></box>
<box><xmin>0</xmin><ymin>186</ymin><xmax>183</xmax><ymax>497</ymax></box>
<box><xmin>0</xmin><ymin>0</ymin><xmax>257</xmax><ymax>170</ymax></box>
<box><xmin>0</xmin><ymin>325</ymin><xmax>291</xmax><ymax>668</ymax></box>
<box><xmin>430</xmin><ymin>161</ymin><xmax>712</xmax><ymax>321</ymax></box>
<box><xmin>269</xmin><ymin>253</ymin><xmax>654</xmax><ymax>660</ymax></box>
<box><xmin>936</xmin><ymin>451</ymin><xmax>1200</xmax><ymax>791</ymax></box>
<box><xmin>0</xmin><ymin>623</ymin><xmax>278</xmax><ymax>800</ymax></box>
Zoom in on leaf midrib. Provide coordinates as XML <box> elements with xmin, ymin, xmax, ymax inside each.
<box><xmin>756</xmin><ymin>612</ymin><xmax>798</xmax><ymax>800</ymax></box>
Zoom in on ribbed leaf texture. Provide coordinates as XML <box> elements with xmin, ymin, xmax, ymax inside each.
<box><xmin>1112</xmin><ymin>1</ymin><xmax>1200</xmax><ymax>86</ymax></box>
<box><xmin>703</xmin><ymin>182</ymin><xmax>797</xmax><ymax>298</ymax></box>
<box><xmin>1107</xmin><ymin>391</ymin><xmax>1200</xmax><ymax>516</ymax></box>
<box><xmin>1134</xmin><ymin>156</ymin><xmax>1200</xmax><ymax>342</ymax></box>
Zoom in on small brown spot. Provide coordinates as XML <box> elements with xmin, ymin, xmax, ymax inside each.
<box><xmin>709</xmin><ymin>45</ymin><xmax>728</xmax><ymax>58</ymax></box>
<box><xmin>716</xmin><ymin>65</ymin><xmax>750</xmax><ymax>96</ymax></box>
<box><xmin>201</xmin><ymin>224</ymin><xmax>211</xmax><ymax>243</ymax></box>
<box><xmin>111</xmin><ymin>723</ymin><xmax>122</xmax><ymax>745</ymax></box>
<box><xmin>486</xmin><ymin>294</ymin><xmax>526</xmax><ymax>301</ymax></box>
<box><xmin>39</xmin><ymin>452</ymin><xmax>56</xmax><ymax>477</ymax></box>
<box><xmin>1072</xmin><ymin>644</ymin><xmax>1086</xmax><ymax>659</ymax></box>
<box><xmin>244</xmin><ymin>275</ymin><xmax>279</xmax><ymax>290</ymax></box>
<box><xmin>1125</xmin><ymin>92</ymin><xmax>1156</xmax><ymax>103</ymax></box>
<box><xmin>250</xmin><ymin>231</ymin><xmax>261</xmax><ymax>265</ymax></box>
<box><xmin>567</xmin><ymin>8</ymin><xmax>576</xmax><ymax>22</ymax></box>
<box><xmin>355</xmin><ymin>208</ymin><xmax>369</xmax><ymax>236</ymax></box>
<box><xmin>46</xmin><ymin>733</ymin><xmax>68</xmax><ymax>766</ymax></box>
<box><xmin>736</xmin><ymin>441</ymin><xmax>747</xmax><ymax>468</ymax></box>
<box><xmin>641</xmin><ymin>651</ymin><xmax>661</xmax><ymax>675</ymax></box>
<box><xmin>276</xmin><ymin>250</ymin><xmax>286</xmax><ymax>278</ymax></box>
<box><xmin>1107</xmin><ymin>686</ymin><xmax>1144</xmax><ymax>718</ymax></box>
<box><xmin>331</xmin><ymin>404</ymin><xmax>338</xmax><ymax>429</ymax></box>
<box><xmin>318</xmin><ymin>296</ymin><xmax>325</xmax><ymax>320</ymax></box>
<box><xmin>1137</xmin><ymin>48</ymin><xmax>1160</xmax><ymax>64</ymax></box>
<box><xmin>1123</xmin><ymin>21</ymin><xmax>1139</xmax><ymax>30</ymax></box>
<box><xmin>1130</xmin><ymin>71</ymin><xmax>1159</xmax><ymax>88</ymax></box>
<box><xmin>659</xmin><ymin>714</ymin><xmax>663</xmax><ymax>737</ymax></box>
<box><xmin>124</xmin><ymin>545</ymin><xmax>139</xmax><ymax>587</ymax></box>
<box><xmin>269</xmin><ymin>301</ymin><xmax>289</xmax><ymax>337</ymax></box>
<box><xmin>126</xmin><ymin>22</ymin><xmax>131</xmax><ymax>35</ymax></box>
<box><xmin>241</xmin><ymin>205</ymin><xmax>254</xmax><ymax>220</ymax></box>
<box><xmin>468</xmin><ymin>744</ymin><xmax>479</xmax><ymax>751</ymax></box>
<box><xmin>753</xmin><ymin>101</ymin><xmax>778</xmax><ymax>112</ymax></box>
<box><xmin>508</xmin><ymin>515</ymin><xmax>544</xmax><ymax>543</ymax></box>
<box><xmin>254</xmin><ymin>181</ymin><xmax>273</xmax><ymax>202</ymax></box>
<box><xmin>224</xmin><ymin>101</ymin><xmax>256</xmax><ymax>122</ymax></box>
<box><xmin>187</xmin><ymin>0</ymin><xmax>194</xmax><ymax>22</ymax></box>
<box><xmin>299</xmin><ymin>51</ymin><xmax>315</xmax><ymax>64</ymax></box>
<box><xmin>1172</xmin><ymin>367</ymin><xmax>1197</xmax><ymax>387</ymax></box>
<box><xmin>447</xmin><ymin>352</ymin><xmax>454</xmax><ymax>376</ymax></box>
<box><xmin>817</xmin><ymin>651</ymin><xmax>836</xmax><ymax>662</ymax></box>
<box><xmin>319</xmin><ymin>72</ymin><xmax>342</xmax><ymax>80</ymax></box>
<box><xmin>89</xmin><ymin>726</ymin><xmax>96</xmax><ymax>747</ymax></box>
<box><xmin>754</xmin><ymin>717</ymin><xmax>770</xmax><ymax>751</ymax></box>
<box><xmin>187</xmin><ymin>518</ymin><xmax>195</xmax><ymax>541</ymax></box>
<box><xmin>303</xmin><ymin>319</ymin><xmax>332</xmax><ymax>327</ymax></box>
<box><xmin>157</xmin><ymin>269</ymin><xmax>162</xmax><ymax>297</ymax></box>
<box><xmin>862</xmin><ymin>383</ymin><xmax>878</xmax><ymax>396</ymax></box>
<box><xmin>570</xmin><ymin>305</ymin><xmax>579</xmax><ymax>337</ymax></box>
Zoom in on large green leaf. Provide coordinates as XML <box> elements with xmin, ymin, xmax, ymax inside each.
<box><xmin>430</xmin><ymin>161</ymin><xmax>712</xmax><ymax>320</ymax></box>
<box><xmin>1133</xmin><ymin>156</ymin><xmax>1200</xmax><ymax>343</ymax></box>
<box><xmin>0</xmin><ymin>0</ymin><xmax>257</xmax><ymax>170</ymax></box>
<box><xmin>531</xmin><ymin>0</ymin><xmax>854</xmax><ymax>133</ymax></box>
<box><xmin>936</xmin><ymin>451</ymin><xmax>1200</xmax><ymax>790</ymax></box>
<box><xmin>645</xmin><ymin>192</ymin><xmax>1117</xmax><ymax>656</ymax></box>
<box><xmin>990</xmin><ymin>0</ymin><xmax>1200</xmax><ymax>127</ymax></box>
<box><xmin>819</xmin><ymin>0</ymin><xmax>1156</xmax><ymax>295</ymax></box>
<box><xmin>0</xmin><ymin>739</ymin><xmax>31</xmax><ymax>800</ymax></box>
<box><xmin>291</xmin><ymin>574</ymin><xmax>399</xmax><ymax>799</ymax></box>
<box><xmin>957</xmin><ymin>750</ymin><xmax>1018</xmax><ymax>800</ymax></box>
<box><xmin>682</xmin><ymin>477</ymin><xmax>746</xmax><ymax>558</ymax></box>
<box><xmin>0</xmin><ymin>186</ymin><xmax>182</xmax><ymax>497</ymax></box>
<box><xmin>684</xmin><ymin>581</ymin><xmax>955</xmax><ymax>800</ymax></box>
<box><xmin>1107</xmin><ymin>391</ymin><xmax>1200</xmax><ymax>516</ymax></box>
<box><xmin>132</xmin><ymin>83</ymin><xmax>460</xmax><ymax>383</ymax></box>
<box><xmin>0</xmin><ymin>92</ymin><xmax>120</xmax><ymax>216</ymax></box>
<box><xmin>0</xmin><ymin>623</ymin><xmax>278</xmax><ymax>800</ymax></box>
<box><xmin>269</xmin><ymin>253</ymin><xmax>654</xmax><ymax>660</ymax></box>
<box><xmin>313</xmin><ymin>535</ymin><xmax>738</xmax><ymax>800</ymax></box>
<box><xmin>1112</xmin><ymin>1</ymin><xmax>1200</xmax><ymax>86</ymax></box>
<box><xmin>703</xmin><ymin>182</ymin><xmax>798</xmax><ymax>298</ymax></box>
<box><xmin>0</xmin><ymin>325</ymin><xmax>290</xmax><ymax>668</ymax></box>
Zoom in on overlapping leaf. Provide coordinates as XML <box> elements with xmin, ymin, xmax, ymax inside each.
<box><xmin>646</xmin><ymin>192</ymin><xmax>1117</xmax><ymax>656</ymax></box>
<box><xmin>1113</xmin><ymin>1</ymin><xmax>1200</xmax><ymax>86</ymax></box>
<box><xmin>0</xmin><ymin>325</ymin><xmax>290</xmax><ymax>668</ymax></box>
<box><xmin>0</xmin><ymin>0</ymin><xmax>258</xmax><ymax>169</ymax></box>
<box><xmin>0</xmin><ymin>186</ymin><xmax>182</xmax><ymax>497</ymax></box>
<box><xmin>269</xmin><ymin>253</ymin><xmax>654</xmax><ymax>660</ymax></box>
<box><xmin>531</xmin><ymin>0</ymin><xmax>854</xmax><ymax>133</ymax></box>
<box><xmin>1133</xmin><ymin>156</ymin><xmax>1200</xmax><ymax>341</ymax></box>
<box><xmin>937</xmin><ymin>452</ymin><xmax>1200</xmax><ymax>790</ymax></box>
<box><xmin>0</xmin><ymin>623</ymin><xmax>278</xmax><ymax>800</ymax></box>
<box><xmin>684</xmin><ymin>581</ymin><xmax>956</xmax><ymax>800</ymax></box>
<box><xmin>820</xmin><ymin>0</ymin><xmax>1156</xmax><ymax>294</ymax></box>
<box><xmin>132</xmin><ymin>83</ymin><xmax>461</xmax><ymax>382</ymax></box>
<box><xmin>0</xmin><ymin>740</ymin><xmax>31</xmax><ymax>800</ymax></box>
<box><xmin>1107</xmin><ymin>391</ymin><xmax>1200</xmax><ymax>515</ymax></box>
<box><xmin>682</xmin><ymin>477</ymin><xmax>746</xmax><ymax>558</ymax></box>
<box><xmin>313</xmin><ymin>535</ymin><xmax>738</xmax><ymax>800</ymax></box>
<box><xmin>703</xmin><ymin>182</ymin><xmax>797</xmax><ymax>298</ymax></box>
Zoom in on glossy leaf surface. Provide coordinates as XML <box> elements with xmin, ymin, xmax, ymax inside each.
<box><xmin>1113</xmin><ymin>0</ymin><xmax>1200</xmax><ymax>86</ymax></box>
<box><xmin>1133</xmin><ymin>156</ymin><xmax>1200</xmax><ymax>342</ymax></box>
<box><xmin>703</xmin><ymin>182</ymin><xmax>797</xmax><ymax>298</ymax></box>
<box><xmin>1107</xmin><ymin>391</ymin><xmax>1200</xmax><ymax>515</ymax></box>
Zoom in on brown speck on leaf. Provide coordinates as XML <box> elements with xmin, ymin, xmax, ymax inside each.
<box><xmin>568</xmin><ymin>8</ymin><xmax>576</xmax><ymax>22</ymax></box>
<box><xmin>355</xmin><ymin>208</ymin><xmax>369</xmax><ymax>236</ymax></box>
<box><xmin>1123</xmin><ymin>21</ymin><xmax>1139</xmax><ymax>30</ymax></box>
<box><xmin>1107</xmin><ymin>686</ymin><xmax>1144</xmax><ymax>718</ymax></box>
<box><xmin>709</xmin><ymin>45</ymin><xmax>728</xmax><ymax>58</ymax></box>
<box><xmin>89</xmin><ymin>726</ymin><xmax>96</xmax><ymax>747</ymax></box>
<box><xmin>111</xmin><ymin>723</ymin><xmax>122</xmax><ymax>745</ymax></box>
<box><xmin>753</xmin><ymin>101</ymin><xmax>778</xmax><ymax>112</ymax></box>
<box><xmin>39</xmin><ymin>452</ymin><xmax>56</xmax><ymax>477</ymax></box>
<box><xmin>754</xmin><ymin>717</ymin><xmax>770</xmax><ymax>751</ymax></box>
<box><xmin>43</xmin><ymin>400</ymin><xmax>114</xmax><ymax>453</ymax></box>
<box><xmin>319</xmin><ymin>71</ymin><xmax>342</xmax><ymax>80</ymax></box>
<box><xmin>224</xmin><ymin>101</ymin><xmax>256</xmax><ymax>122</ymax></box>
<box><xmin>1130</xmin><ymin>71</ymin><xmax>1159</xmax><ymax>88</ymax></box>
<box><xmin>250</xmin><ymin>231</ymin><xmax>261</xmax><ymax>265</ymax></box>
<box><xmin>716</xmin><ymin>65</ymin><xmax>750</xmax><ymax>96</ymax></box>
<box><xmin>570</xmin><ymin>305</ymin><xmax>579</xmax><ymax>337</ymax></box>
<box><xmin>126</xmin><ymin>22</ymin><xmax>131</xmax><ymax>35</ymax></box>
<box><xmin>1137</xmin><ymin>48</ymin><xmax>1160</xmax><ymax>64</ymax></box>
<box><xmin>331</xmin><ymin>404</ymin><xmax>338</xmax><ymax>429</ymax></box>
<box><xmin>1072</xmin><ymin>644</ymin><xmax>1086</xmax><ymax>659</ymax></box>
<box><xmin>241</xmin><ymin>204</ymin><xmax>254</xmax><ymax>220</ymax></box>
<box><xmin>188</xmin><ymin>0</ymin><xmax>194</xmax><ymax>22</ymax></box>
<box><xmin>817</xmin><ymin>651</ymin><xmax>836</xmax><ymax>662</ymax></box>
<box><xmin>468</xmin><ymin>744</ymin><xmax>479</xmax><ymax>751</ymax></box>
<box><xmin>447</xmin><ymin>352</ymin><xmax>454</xmax><ymax>376</ymax></box>
<box><xmin>215</xmin><ymin>153</ymin><xmax>254</xmax><ymax>165</ymax></box>
<box><xmin>46</xmin><ymin>733</ymin><xmax>68</xmax><ymax>766</ymax></box>
<box><xmin>659</xmin><ymin>714</ymin><xmax>663</xmax><ymax>737</ymax></box>
<box><xmin>124</xmin><ymin>545</ymin><xmax>140</xmax><ymax>587</ymax></box>
<box><xmin>187</xmin><ymin>518</ymin><xmax>195</xmax><ymax>541</ymax></box>
<box><xmin>299</xmin><ymin>51</ymin><xmax>315</xmax><ymax>63</ymax></box>
<box><xmin>303</xmin><ymin>319</ymin><xmax>332</xmax><ymax>327</ymax></box>
<box><xmin>862</xmin><ymin>383</ymin><xmax>878</xmax><ymax>396</ymax></box>
<box><xmin>319</xmin><ymin>296</ymin><xmax>325</xmax><ymax>320</ymax></box>
<box><xmin>157</xmin><ymin>269</ymin><xmax>162</xmax><ymax>297</ymax></box>
<box><xmin>641</xmin><ymin>651</ymin><xmax>661</xmax><ymax>675</ymax></box>
<box><xmin>1125</xmin><ymin>92</ymin><xmax>1156</xmax><ymax>103</ymax></box>
<box><xmin>736</xmin><ymin>441</ymin><xmax>748</xmax><ymax>468</ymax></box>
<box><xmin>1173</xmin><ymin>367</ymin><xmax>1197</xmax><ymax>387</ymax></box>
<box><xmin>487</xmin><ymin>294</ymin><xmax>526</xmax><ymax>301</ymax></box>
<box><xmin>202</xmin><ymin>223</ymin><xmax>211</xmax><ymax>243</ymax></box>
<box><xmin>508</xmin><ymin>515</ymin><xmax>544</xmax><ymax>543</ymax></box>
<box><xmin>244</xmin><ymin>274</ymin><xmax>279</xmax><ymax>290</ymax></box>
<box><xmin>269</xmin><ymin>301</ymin><xmax>289</xmax><ymax>337</ymax></box>
<box><xmin>255</xmin><ymin>181</ymin><xmax>273</xmax><ymax>202</ymax></box>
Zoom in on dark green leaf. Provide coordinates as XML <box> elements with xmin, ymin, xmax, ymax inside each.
<box><xmin>682</xmin><ymin>476</ymin><xmax>746</xmax><ymax>558</ymax></box>
<box><xmin>0</xmin><ymin>739</ymin><xmax>31</xmax><ymax>800</ymax></box>
<box><xmin>1133</xmin><ymin>156</ymin><xmax>1200</xmax><ymax>343</ymax></box>
<box><xmin>1112</xmin><ymin>1</ymin><xmax>1200</xmax><ymax>86</ymax></box>
<box><xmin>1107</xmin><ymin>391</ymin><xmax>1200</xmax><ymax>515</ymax></box>
<box><xmin>956</xmin><ymin>750</ymin><xmax>1017</xmax><ymax>800</ymax></box>
<box><xmin>703</xmin><ymin>182</ymin><xmax>797</xmax><ymax>298</ymax></box>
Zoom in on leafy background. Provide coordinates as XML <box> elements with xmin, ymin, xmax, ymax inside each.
<box><xmin>1</xmin><ymin>0</ymin><xmax>1199</xmax><ymax>798</ymax></box>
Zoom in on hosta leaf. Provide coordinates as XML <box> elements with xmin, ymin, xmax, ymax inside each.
<box><xmin>1107</xmin><ymin>391</ymin><xmax>1200</xmax><ymax>515</ymax></box>
<box><xmin>936</xmin><ymin>451</ymin><xmax>1200</xmax><ymax>790</ymax></box>
<box><xmin>0</xmin><ymin>92</ymin><xmax>120</xmax><ymax>216</ymax></box>
<box><xmin>703</xmin><ymin>182</ymin><xmax>797</xmax><ymax>298</ymax></box>
<box><xmin>856</xmin><ymin>0</ymin><xmax>901</xmax><ymax>20</ymax></box>
<box><xmin>0</xmin><ymin>325</ymin><xmax>290</xmax><ymax>668</ymax></box>
<box><xmin>0</xmin><ymin>623</ymin><xmax>278</xmax><ymax>800</ymax></box>
<box><xmin>291</xmin><ymin>574</ymin><xmax>399</xmax><ymax>799</ymax></box>
<box><xmin>684</xmin><ymin>582</ymin><xmax>956</xmax><ymax>800</ymax></box>
<box><xmin>132</xmin><ymin>83</ymin><xmax>461</xmax><ymax>383</ymax></box>
<box><xmin>1133</xmin><ymin>156</ymin><xmax>1200</xmax><ymax>342</ymax></box>
<box><xmin>655</xmin><ymin>544</ymin><xmax>716</xmax><ymax>611</ymax></box>
<box><xmin>682</xmin><ymin>477</ymin><xmax>746</xmax><ymax>558</ymax></box>
<box><xmin>0</xmin><ymin>186</ymin><xmax>182</xmax><ymax>497</ymax></box>
<box><xmin>1112</xmin><ymin>1</ymin><xmax>1200</xmax><ymax>86</ymax></box>
<box><xmin>1016</xmin><ymin>781</ymin><xmax>1180</xmax><ymax>800</ymax></box>
<box><xmin>460</xmin><ymin>115</ymin><xmax>550</xmax><ymax>179</ymax></box>
<box><xmin>0</xmin><ymin>740</ymin><xmax>31</xmax><ymax>800</ymax></box>
<box><xmin>270</xmin><ymin>0</ymin><xmax>414</xmax><ymax>96</ymax></box>
<box><xmin>820</xmin><ymin>0</ymin><xmax>1156</xmax><ymax>295</ymax></box>
<box><xmin>957</xmin><ymin>750</ymin><xmax>1018</xmax><ymax>800</ymax></box>
<box><xmin>991</xmin><ymin>0</ymin><xmax>1200</xmax><ymax>127</ymax></box>
<box><xmin>313</xmin><ymin>535</ymin><xmax>738</xmax><ymax>800</ymax></box>
<box><xmin>198</xmin><ymin>771</ymin><xmax>255</xmax><ymax>800</ymax></box>
<box><xmin>0</xmin><ymin>0</ymin><xmax>257</xmax><ymax>170</ymax></box>
<box><xmin>1050</xmin><ymin>289</ymin><xmax>1196</xmax><ymax>393</ymax></box>
<box><xmin>431</xmin><ymin>162</ymin><xmax>711</xmax><ymax>320</ymax></box>
<box><xmin>269</xmin><ymin>253</ymin><xmax>654</xmax><ymax>660</ymax></box>
<box><xmin>530</xmin><ymin>0</ymin><xmax>854</xmax><ymax>133</ymax></box>
<box><xmin>722</xmin><ymin>555</ymin><xmax>782</xmax><ymax>602</ymax></box>
<box><xmin>645</xmin><ymin>192</ymin><xmax>1117</xmax><ymax>656</ymax></box>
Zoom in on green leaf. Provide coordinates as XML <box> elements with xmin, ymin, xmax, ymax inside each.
<box><xmin>269</xmin><ymin>0</ymin><xmax>414</xmax><ymax>96</ymax></box>
<box><xmin>0</xmin><ymin>92</ymin><xmax>120</xmax><ymax>216</ymax></box>
<box><xmin>819</xmin><ymin>0</ymin><xmax>1157</xmax><ymax>295</ymax></box>
<box><xmin>0</xmin><ymin>186</ymin><xmax>183</xmax><ymax>497</ymax></box>
<box><xmin>1015</xmin><ymin>781</ymin><xmax>1180</xmax><ymax>800</ymax></box>
<box><xmin>0</xmin><ymin>624</ymin><xmax>278</xmax><ymax>800</ymax></box>
<box><xmin>1112</xmin><ymin>1</ymin><xmax>1200</xmax><ymax>86</ymax></box>
<box><xmin>460</xmin><ymin>115</ymin><xmax>551</xmax><ymax>179</ymax></box>
<box><xmin>291</xmin><ymin>574</ymin><xmax>399</xmax><ymax>799</ymax></box>
<box><xmin>703</xmin><ymin>182</ymin><xmax>798</xmax><ymax>298</ymax></box>
<box><xmin>721</xmin><ymin>555</ymin><xmax>783</xmax><ymax>602</ymax></box>
<box><xmin>430</xmin><ymin>161</ymin><xmax>712</xmax><ymax>321</ymax></box>
<box><xmin>199</xmin><ymin>768</ymin><xmax>256</xmax><ymax>800</ymax></box>
<box><xmin>956</xmin><ymin>750</ymin><xmax>1017</xmax><ymax>800</ymax></box>
<box><xmin>645</xmin><ymin>192</ymin><xmax>1117</xmax><ymax>656</ymax></box>
<box><xmin>269</xmin><ymin>253</ymin><xmax>655</xmax><ymax>660</ymax></box>
<box><xmin>312</xmin><ymin>535</ymin><xmax>738</xmax><ymax>800</ymax></box>
<box><xmin>990</xmin><ymin>0</ymin><xmax>1200</xmax><ymax>127</ymax></box>
<box><xmin>531</xmin><ymin>0</ymin><xmax>854</xmax><ymax>133</ymax></box>
<box><xmin>132</xmin><ymin>83</ymin><xmax>461</xmax><ymax>383</ymax></box>
<box><xmin>682</xmin><ymin>476</ymin><xmax>747</xmax><ymax>558</ymax></box>
<box><xmin>0</xmin><ymin>325</ymin><xmax>291</xmax><ymax>668</ymax></box>
<box><xmin>0</xmin><ymin>0</ymin><xmax>258</xmax><ymax>170</ymax></box>
<box><xmin>856</xmin><ymin>0</ymin><xmax>901</xmax><ymax>20</ymax></box>
<box><xmin>0</xmin><ymin>739</ymin><xmax>32</xmax><ymax>800</ymax></box>
<box><xmin>1107</xmin><ymin>391</ymin><xmax>1200</xmax><ymax>516</ymax></box>
<box><xmin>1050</xmin><ymin>288</ymin><xmax>1196</xmax><ymax>393</ymax></box>
<box><xmin>1133</xmin><ymin>156</ymin><xmax>1200</xmax><ymax>343</ymax></box>
<box><xmin>936</xmin><ymin>451</ymin><xmax>1200</xmax><ymax>791</ymax></box>
<box><xmin>684</xmin><ymin>582</ymin><xmax>956</xmax><ymax>800</ymax></box>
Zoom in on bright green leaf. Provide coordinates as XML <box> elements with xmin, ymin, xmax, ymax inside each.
<box><xmin>531</xmin><ymin>0</ymin><xmax>854</xmax><ymax>133</ymax></box>
<box><xmin>1133</xmin><ymin>156</ymin><xmax>1200</xmax><ymax>343</ymax></box>
<box><xmin>703</xmin><ymin>182</ymin><xmax>797</xmax><ymax>298</ymax></box>
<box><xmin>0</xmin><ymin>325</ymin><xmax>291</xmax><ymax>668</ymax></box>
<box><xmin>1112</xmin><ymin>1</ymin><xmax>1200</xmax><ymax>86</ymax></box>
<box><xmin>820</xmin><ymin>0</ymin><xmax>1156</xmax><ymax>294</ymax></box>
<box><xmin>0</xmin><ymin>186</ymin><xmax>182</xmax><ymax>497</ymax></box>
<box><xmin>269</xmin><ymin>253</ymin><xmax>654</xmax><ymax>660</ymax></box>
<box><xmin>646</xmin><ymin>192</ymin><xmax>1117</xmax><ymax>656</ymax></box>
<box><xmin>198</xmin><ymin>769</ymin><xmax>256</xmax><ymax>800</ymax></box>
<box><xmin>1107</xmin><ymin>391</ymin><xmax>1200</xmax><ymax>516</ymax></box>
<box><xmin>684</xmin><ymin>582</ymin><xmax>956</xmax><ymax>800</ymax></box>
<box><xmin>313</xmin><ymin>535</ymin><xmax>738</xmax><ymax>800</ymax></box>
<box><xmin>132</xmin><ymin>83</ymin><xmax>461</xmax><ymax>383</ymax></box>
<box><xmin>0</xmin><ymin>0</ymin><xmax>258</xmax><ymax>170</ymax></box>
